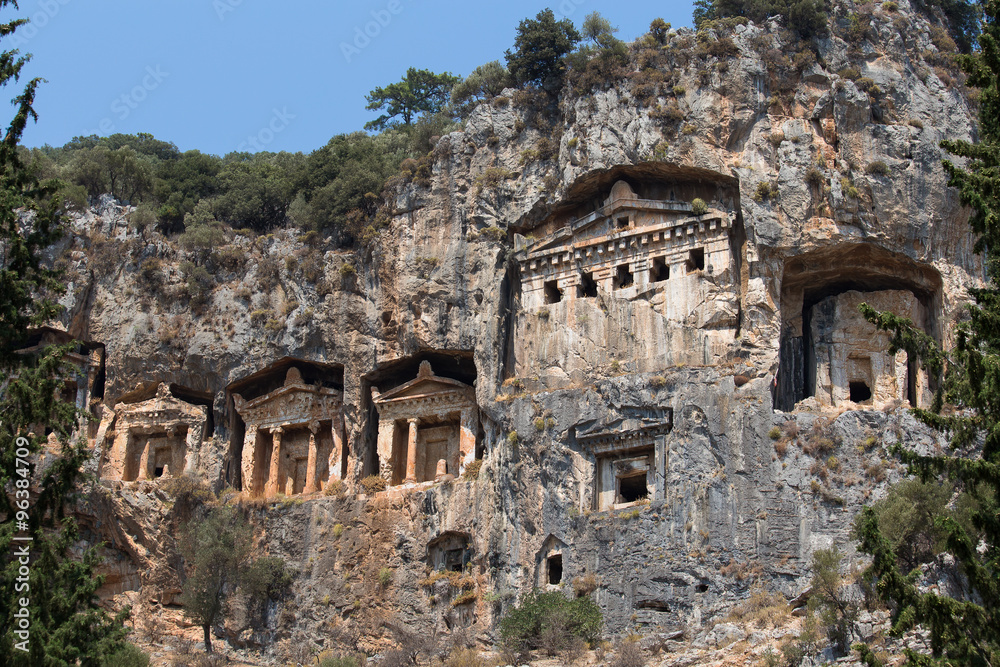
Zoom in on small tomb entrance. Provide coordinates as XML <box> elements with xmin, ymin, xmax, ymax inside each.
<box><xmin>372</xmin><ymin>361</ymin><xmax>479</xmax><ymax>486</ymax></box>
<box><xmin>428</xmin><ymin>532</ymin><xmax>473</xmax><ymax>573</ymax></box>
<box><xmin>580</xmin><ymin>420</ymin><xmax>672</xmax><ymax>511</ymax></box>
<box><xmin>101</xmin><ymin>383</ymin><xmax>208</xmax><ymax>482</ymax></box>
<box><xmin>234</xmin><ymin>366</ymin><xmax>344</xmax><ymax>498</ymax></box>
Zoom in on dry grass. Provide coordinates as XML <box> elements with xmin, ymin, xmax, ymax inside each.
<box><xmin>726</xmin><ymin>587</ymin><xmax>790</xmax><ymax>628</ymax></box>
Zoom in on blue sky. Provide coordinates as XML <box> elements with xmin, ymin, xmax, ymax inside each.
<box><xmin>9</xmin><ymin>0</ymin><xmax>695</xmax><ymax>156</ymax></box>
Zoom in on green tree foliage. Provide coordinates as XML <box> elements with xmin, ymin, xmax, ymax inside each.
<box><xmin>861</xmin><ymin>479</ymin><xmax>982</xmax><ymax>573</ymax></box>
<box><xmin>581</xmin><ymin>11</ymin><xmax>620</xmax><ymax>50</ymax></box>
<box><xmin>0</xmin><ymin>3</ymin><xmax>130</xmax><ymax>662</ymax></box>
<box><xmin>854</xmin><ymin>3</ymin><xmax>1000</xmax><ymax>666</ymax></box>
<box><xmin>807</xmin><ymin>548</ymin><xmax>859</xmax><ymax>657</ymax></box>
<box><xmin>499</xmin><ymin>589</ymin><xmax>602</xmax><ymax>654</ymax></box>
<box><xmin>364</xmin><ymin>67</ymin><xmax>460</xmax><ymax>132</ymax></box>
<box><xmin>212</xmin><ymin>153</ymin><xmax>295</xmax><ymax>232</ymax></box>
<box><xmin>152</xmin><ymin>149</ymin><xmax>222</xmax><ymax>233</ymax></box>
<box><xmin>650</xmin><ymin>18</ymin><xmax>671</xmax><ymax>44</ymax></box>
<box><xmin>452</xmin><ymin>61</ymin><xmax>514</xmax><ymax>116</ymax></box>
<box><xmin>692</xmin><ymin>0</ymin><xmax>829</xmax><ymax>39</ymax></box>
<box><xmin>504</xmin><ymin>8</ymin><xmax>582</xmax><ymax>88</ymax></box>
<box><xmin>177</xmin><ymin>504</ymin><xmax>290</xmax><ymax>654</ymax></box>
<box><xmin>566</xmin><ymin>11</ymin><xmax>630</xmax><ymax>93</ymax></box>
<box><xmin>293</xmin><ymin>131</ymin><xmax>410</xmax><ymax>236</ymax></box>
<box><xmin>917</xmin><ymin>0</ymin><xmax>982</xmax><ymax>53</ymax></box>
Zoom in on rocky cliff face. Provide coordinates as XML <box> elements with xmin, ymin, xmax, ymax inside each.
<box><xmin>50</xmin><ymin>0</ymin><xmax>980</xmax><ymax>658</ymax></box>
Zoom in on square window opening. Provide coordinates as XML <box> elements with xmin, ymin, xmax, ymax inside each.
<box><xmin>687</xmin><ymin>248</ymin><xmax>705</xmax><ymax>273</ymax></box>
<box><xmin>618</xmin><ymin>473</ymin><xmax>648</xmax><ymax>504</ymax></box>
<box><xmin>547</xmin><ymin>554</ymin><xmax>563</xmax><ymax>585</ymax></box>
<box><xmin>651</xmin><ymin>256</ymin><xmax>670</xmax><ymax>282</ymax></box>
<box><xmin>614</xmin><ymin>264</ymin><xmax>634</xmax><ymax>289</ymax></box>
<box><xmin>543</xmin><ymin>280</ymin><xmax>562</xmax><ymax>304</ymax></box>
<box><xmin>616</xmin><ymin>216</ymin><xmax>630</xmax><ymax>229</ymax></box>
<box><xmin>578</xmin><ymin>272</ymin><xmax>598</xmax><ymax>298</ymax></box>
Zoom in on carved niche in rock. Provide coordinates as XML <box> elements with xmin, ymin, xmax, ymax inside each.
<box><xmin>234</xmin><ymin>367</ymin><xmax>344</xmax><ymax>498</ymax></box>
<box><xmin>517</xmin><ymin>180</ymin><xmax>733</xmax><ymax>310</ymax></box>
<box><xmin>372</xmin><ymin>361</ymin><xmax>478</xmax><ymax>486</ymax></box>
<box><xmin>101</xmin><ymin>383</ymin><xmax>208</xmax><ymax>481</ymax></box>
<box><xmin>427</xmin><ymin>532</ymin><xmax>473</xmax><ymax>573</ymax></box>
<box><xmin>579</xmin><ymin>420</ymin><xmax>673</xmax><ymax>511</ymax></box>
<box><xmin>808</xmin><ymin>289</ymin><xmax>930</xmax><ymax>409</ymax></box>
<box><xmin>20</xmin><ymin>326</ymin><xmax>105</xmax><ymax>443</ymax></box>
<box><xmin>513</xmin><ymin>178</ymin><xmax>741</xmax><ymax>383</ymax></box>
<box><xmin>537</xmin><ymin>534</ymin><xmax>569</xmax><ymax>587</ymax></box>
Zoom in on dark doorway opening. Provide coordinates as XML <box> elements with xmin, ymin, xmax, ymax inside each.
<box><xmin>543</xmin><ymin>280</ymin><xmax>562</xmax><ymax>304</ymax></box>
<box><xmin>849</xmin><ymin>381</ymin><xmax>872</xmax><ymax>403</ymax></box>
<box><xmin>578</xmin><ymin>272</ymin><xmax>598</xmax><ymax>298</ymax></box>
<box><xmin>614</xmin><ymin>264</ymin><xmax>634</xmax><ymax>289</ymax></box>
<box><xmin>651</xmin><ymin>256</ymin><xmax>670</xmax><ymax>282</ymax></box>
<box><xmin>618</xmin><ymin>474</ymin><xmax>648</xmax><ymax>503</ymax></box>
<box><xmin>687</xmin><ymin>248</ymin><xmax>705</xmax><ymax>273</ymax></box>
<box><xmin>547</xmin><ymin>555</ymin><xmax>563</xmax><ymax>585</ymax></box>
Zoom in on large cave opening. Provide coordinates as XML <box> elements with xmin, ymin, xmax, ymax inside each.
<box><xmin>776</xmin><ymin>244</ymin><xmax>942</xmax><ymax>411</ymax></box>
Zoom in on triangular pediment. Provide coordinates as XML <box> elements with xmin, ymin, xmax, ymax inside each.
<box><xmin>376</xmin><ymin>376</ymin><xmax>471</xmax><ymax>403</ymax></box>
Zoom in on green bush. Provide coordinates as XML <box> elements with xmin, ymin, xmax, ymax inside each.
<box><xmin>753</xmin><ymin>181</ymin><xmax>779</xmax><ymax>203</ymax></box>
<box><xmin>101</xmin><ymin>643</ymin><xmax>150</xmax><ymax>667</ymax></box>
<box><xmin>693</xmin><ymin>0</ymin><xmax>829</xmax><ymax>40</ymax></box>
<box><xmin>805</xmin><ymin>167</ymin><xmax>825</xmax><ymax>187</ymax></box>
<box><xmin>500</xmin><ymin>589</ymin><xmax>602</xmax><ymax>653</ymax></box>
<box><xmin>318</xmin><ymin>652</ymin><xmax>364</xmax><ymax>667</ymax></box>
<box><xmin>865</xmin><ymin>160</ymin><xmax>890</xmax><ymax>176</ymax></box>
<box><xmin>242</xmin><ymin>555</ymin><xmax>293</xmax><ymax>601</ymax></box>
<box><xmin>691</xmin><ymin>197</ymin><xmax>708</xmax><ymax>215</ymax></box>
<box><xmin>857</xmin><ymin>478</ymin><xmax>983</xmax><ymax>572</ymax></box>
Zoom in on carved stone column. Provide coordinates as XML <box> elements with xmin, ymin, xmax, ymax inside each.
<box><xmin>328</xmin><ymin>412</ymin><xmax>344</xmax><ymax>484</ymax></box>
<box><xmin>183</xmin><ymin>423</ymin><xmax>199</xmax><ymax>476</ymax></box>
<box><xmin>458</xmin><ymin>408</ymin><xmax>477</xmax><ymax>476</ymax></box>
<box><xmin>137</xmin><ymin>440</ymin><xmax>151</xmax><ymax>481</ymax></box>
<box><xmin>405</xmin><ymin>418</ymin><xmax>419</xmax><ymax>483</ymax></box>
<box><xmin>304</xmin><ymin>421</ymin><xmax>320</xmax><ymax>494</ymax></box>
<box><xmin>109</xmin><ymin>429</ymin><xmax>130</xmax><ymax>480</ymax></box>
<box><xmin>265</xmin><ymin>427</ymin><xmax>283</xmax><ymax>498</ymax></box>
<box><xmin>376</xmin><ymin>418</ymin><xmax>395</xmax><ymax>482</ymax></box>
<box><xmin>241</xmin><ymin>425</ymin><xmax>258</xmax><ymax>496</ymax></box>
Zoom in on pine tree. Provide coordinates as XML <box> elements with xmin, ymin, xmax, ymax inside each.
<box><xmin>0</xmin><ymin>3</ymin><xmax>130</xmax><ymax>663</ymax></box>
<box><xmin>504</xmin><ymin>8</ymin><xmax>582</xmax><ymax>88</ymax></box>
<box><xmin>855</xmin><ymin>2</ymin><xmax>1000</xmax><ymax>666</ymax></box>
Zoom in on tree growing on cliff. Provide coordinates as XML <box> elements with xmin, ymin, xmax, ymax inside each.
<box><xmin>504</xmin><ymin>8</ymin><xmax>581</xmax><ymax>88</ymax></box>
<box><xmin>854</xmin><ymin>2</ymin><xmax>1000</xmax><ymax>666</ymax></box>
<box><xmin>178</xmin><ymin>504</ymin><xmax>291</xmax><ymax>653</ymax></box>
<box><xmin>692</xmin><ymin>0</ymin><xmax>829</xmax><ymax>39</ymax></box>
<box><xmin>364</xmin><ymin>67</ymin><xmax>460</xmax><ymax>132</ymax></box>
<box><xmin>0</xmin><ymin>3</ymin><xmax>132</xmax><ymax>663</ymax></box>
